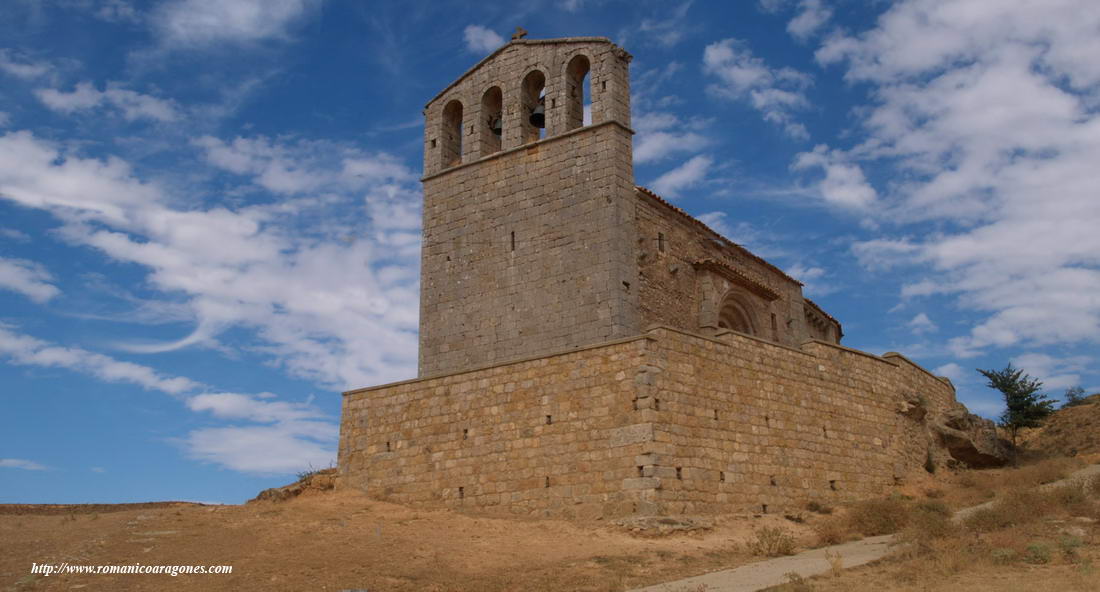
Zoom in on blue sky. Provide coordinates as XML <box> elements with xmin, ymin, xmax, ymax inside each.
<box><xmin>2</xmin><ymin>0</ymin><xmax>1098</xmax><ymax>504</ymax></box>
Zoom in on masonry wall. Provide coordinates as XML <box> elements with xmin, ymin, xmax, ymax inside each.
<box><xmin>633</xmin><ymin>191</ymin><xmax>820</xmax><ymax>347</ymax></box>
<box><xmin>340</xmin><ymin>337</ymin><xmax>656</xmax><ymax>519</ymax></box>
<box><xmin>418</xmin><ymin>39</ymin><xmax>639</xmax><ymax>377</ymax></box>
<box><xmin>640</xmin><ymin>328</ymin><xmax>953</xmax><ymax>514</ymax></box>
<box><xmin>340</xmin><ymin>326</ymin><xmax>959</xmax><ymax>518</ymax></box>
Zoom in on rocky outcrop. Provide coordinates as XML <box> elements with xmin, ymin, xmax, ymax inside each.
<box><xmin>250</xmin><ymin>468</ymin><xmax>337</xmax><ymax>503</ymax></box>
<box><xmin>930</xmin><ymin>405</ymin><xmax>1010</xmax><ymax>468</ymax></box>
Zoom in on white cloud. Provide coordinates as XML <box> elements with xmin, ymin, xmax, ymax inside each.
<box><xmin>786</xmin><ymin>262</ymin><xmax>835</xmax><ymax>296</ymax></box>
<box><xmin>703</xmin><ymin>38</ymin><xmax>812</xmax><ymax>138</ymax></box>
<box><xmin>791</xmin><ymin>144</ymin><xmax>877</xmax><ymax>208</ymax></box>
<box><xmin>1009</xmin><ymin>352</ymin><xmax>1092</xmax><ymax>392</ymax></box>
<box><xmin>907</xmin><ymin>312</ymin><xmax>938</xmax><ymax>335</ymax></box>
<box><xmin>183</xmin><ymin>421</ymin><xmax>334</xmax><ymax>474</ymax></box>
<box><xmin>184</xmin><ymin>392</ymin><xmax>336</xmax><ymax>473</ymax></box>
<box><xmin>0</xmin><ymin>258</ymin><xmax>60</xmax><ymax>303</ymax></box>
<box><xmin>650</xmin><ymin>154</ymin><xmax>713</xmax><ymax>198</ymax></box>
<box><xmin>831</xmin><ymin>0</ymin><xmax>1100</xmax><ymax>357</ymax></box>
<box><xmin>933</xmin><ymin>362</ymin><xmax>965</xmax><ymax>383</ymax></box>
<box><xmin>0</xmin><ymin>458</ymin><xmax>48</xmax><ymax>471</ymax></box>
<box><xmin>0</xmin><ymin>325</ymin><xmax>199</xmax><ymax>394</ymax></box>
<box><xmin>152</xmin><ymin>0</ymin><xmax>317</xmax><ymax>48</ymax></box>
<box><xmin>36</xmin><ymin>82</ymin><xmax>179</xmax><ymax>122</ymax></box>
<box><xmin>633</xmin><ymin>111</ymin><xmax>711</xmax><ymax>164</ymax></box>
<box><xmin>463</xmin><ymin>25</ymin><xmax>504</xmax><ymax>54</ymax></box>
<box><xmin>695</xmin><ymin>211</ymin><xmax>733</xmax><ymax>238</ymax></box>
<box><xmin>638</xmin><ymin>1</ymin><xmax>694</xmax><ymax>48</ymax></box>
<box><xmin>0</xmin><ymin>130</ymin><xmax>420</xmax><ymax>388</ymax></box>
<box><xmin>787</xmin><ymin>0</ymin><xmax>832</xmax><ymax>41</ymax></box>
<box><xmin>93</xmin><ymin>0</ymin><xmax>141</xmax><ymax>24</ymax></box>
<box><xmin>0</xmin><ymin>49</ymin><xmax>51</xmax><ymax>80</ymax></box>
<box><xmin>0</xmin><ymin>323</ymin><xmax>336</xmax><ymax>475</ymax></box>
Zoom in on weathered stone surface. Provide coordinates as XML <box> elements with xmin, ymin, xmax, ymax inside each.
<box><xmin>931</xmin><ymin>405</ymin><xmax>1010</xmax><ymax>468</ymax></box>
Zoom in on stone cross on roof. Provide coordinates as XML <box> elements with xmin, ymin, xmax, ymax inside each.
<box><xmin>511</xmin><ymin>27</ymin><xmax>528</xmax><ymax>40</ymax></box>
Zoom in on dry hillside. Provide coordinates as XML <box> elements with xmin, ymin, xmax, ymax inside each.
<box><xmin>1019</xmin><ymin>394</ymin><xmax>1100</xmax><ymax>457</ymax></box>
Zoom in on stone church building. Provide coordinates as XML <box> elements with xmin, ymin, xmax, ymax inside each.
<box><xmin>338</xmin><ymin>36</ymin><xmax>1003</xmax><ymax>518</ymax></box>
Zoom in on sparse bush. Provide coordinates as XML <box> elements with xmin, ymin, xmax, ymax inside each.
<box><xmin>805</xmin><ymin>501</ymin><xmax>833</xmax><ymax>515</ymax></box>
<box><xmin>812</xmin><ymin>515</ymin><xmax>850</xmax><ymax>546</ymax></box>
<box><xmin>991</xmin><ymin>547</ymin><xmax>1017</xmax><ymax>565</ymax></box>
<box><xmin>1024</xmin><ymin>542</ymin><xmax>1052</xmax><ymax>564</ymax></box>
<box><xmin>746</xmin><ymin>526</ymin><xmax>797</xmax><ymax>557</ymax></box>
<box><xmin>848</xmin><ymin>496</ymin><xmax>910</xmax><ymax>536</ymax></box>
<box><xmin>774</xmin><ymin>572</ymin><xmax>814</xmax><ymax>592</ymax></box>
<box><xmin>924</xmin><ymin>488</ymin><xmax>945</xmax><ymax>499</ymax></box>
<box><xmin>824</xmin><ymin>550</ymin><xmax>843</xmax><ymax>577</ymax></box>
<box><xmin>1059</xmin><ymin>535</ymin><xmax>1083</xmax><ymax>562</ymax></box>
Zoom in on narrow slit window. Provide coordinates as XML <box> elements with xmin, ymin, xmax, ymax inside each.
<box><xmin>510</xmin><ymin>231</ymin><xmax>515</xmax><ymax>251</ymax></box>
<box><xmin>657</xmin><ymin>232</ymin><xmax>666</xmax><ymax>252</ymax></box>
<box><xmin>676</xmin><ymin>467</ymin><xmax>683</xmax><ymax>480</ymax></box>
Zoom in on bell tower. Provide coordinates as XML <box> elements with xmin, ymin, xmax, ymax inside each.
<box><xmin>418</xmin><ymin>36</ymin><xmax>638</xmax><ymax>377</ymax></box>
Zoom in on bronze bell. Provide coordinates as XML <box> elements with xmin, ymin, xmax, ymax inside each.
<box><xmin>489</xmin><ymin>116</ymin><xmax>502</xmax><ymax>136</ymax></box>
<box><xmin>529</xmin><ymin>96</ymin><xmax>545</xmax><ymax>128</ymax></box>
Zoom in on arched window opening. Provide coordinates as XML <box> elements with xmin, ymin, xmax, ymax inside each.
<box><xmin>441</xmin><ymin>99</ymin><xmax>464</xmax><ymax>167</ymax></box>
<box><xmin>521</xmin><ymin>70</ymin><xmax>546</xmax><ymax>144</ymax></box>
<box><xmin>481</xmin><ymin>86</ymin><xmax>503</xmax><ymax>155</ymax></box>
<box><xmin>565</xmin><ymin>55</ymin><xmax>590</xmax><ymax>131</ymax></box>
<box><xmin>717</xmin><ymin>297</ymin><xmax>755</xmax><ymax>335</ymax></box>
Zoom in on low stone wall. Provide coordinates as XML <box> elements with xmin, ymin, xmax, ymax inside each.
<box><xmin>339</xmin><ymin>326</ymin><xmax>971</xmax><ymax>518</ymax></box>
<box><xmin>339</xmin><ymin>337</ymin><xmax>656</xmax><ymax>518</ymax></box>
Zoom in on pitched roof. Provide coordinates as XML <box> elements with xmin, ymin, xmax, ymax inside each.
<box><xmin>634</xmin><ymin>185</ymin><xmax>802</xmax><ymax>287</ymax></box>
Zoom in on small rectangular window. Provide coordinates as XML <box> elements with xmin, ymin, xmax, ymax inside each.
<box><xmin>510</xmin><ymin>231</ymin><xmax>515</xmax><ymax>251</ymax></box>
<box><xmin>657</xmin><ymin>232</ymin><xmax>666</xmax><ymax>252</ymax></box>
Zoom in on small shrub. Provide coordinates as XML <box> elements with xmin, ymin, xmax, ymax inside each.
<box><xmin>775</xmin><ymin>572</ymin><xmax>814</xmax><ymax>592</ymax></box>
<box><xmin>812</xmin><ymin>516</ymin><xmax>850</xmax><ymax>546</ymax></box>
<box><xmin>824</xmin><ymin>550</ymin><xmax>843</xmax><ymax>577</ymax></box>
<box><xmin>848</xmin><ymin>497</ymin><xmax>909</xmax><ymax>536</ymax></box>
<box><xmin>990</xmin><ymin>547</ymin><xmax>1017</xmax><ymax>565</ymax></box>
<box><xmin>805</xmin><ymin>501</ymin><xmax>833</xmax><ymax>515</ymax></box>
<box><xmin>924</xmin><ymin>488</ymin><xmax>945</xmax><ymax>499</ymax></box>
<box><xmin>901</xmin><ymin>501</ymin><xmax>958</xmax><ymax>548</ymax></box>
<box><xmin>1059</xmin><ymin>535</ymin><xmax>1084</xmax><ymax>562</ymax></box>
<box><xmin>746</xmin><ymin>526</ymin><xmax>797</xmax><ymax>557</ymax></box>
<box><xmin>1024</xmin><ymin>542</ymin><xmax>1052</xmax><ymax>564</ymax></box>
<box><xmin>784</xmin><ymin>513</ymin><xmax>805</xmax><ymax>524</ymax></box>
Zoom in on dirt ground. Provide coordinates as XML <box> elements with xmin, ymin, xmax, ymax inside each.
<box><xmin>1</xmin><ymin>489</ymin><xmax>812</xmax><ymax>592</ymax></box>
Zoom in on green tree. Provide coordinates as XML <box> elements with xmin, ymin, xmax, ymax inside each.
<box><xmin>1061</xmin><ymin>386</ymin><xmax>1087</xmax><ymax>408</ymax></box>
<box><xmin>977</xmin><ymin>364</ymin><xmax>1055</xmax><ymax>450</ymax></box>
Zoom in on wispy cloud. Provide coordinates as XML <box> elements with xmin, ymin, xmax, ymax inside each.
<box><xmin>703</xmin><ymin>38</ymin><xmax>812</xmax><ymax>139</ymax></box>
<box><xmin>791</xmin><ymin>144</ymin><xmax>877</xmax><ymax>208</ymax></box>
<box><xmin>0</xmin><ymin>49</ymin><xmax>52</xmax><ymax>80</ymax></box>
<box><xmin>650</xmin><ymin>154</ymin><xmax>713</xmax><ymax>198</ymax></box>
<box><xmin>633</xmin><ymin>111</ymin><xmax>712</xmax><ymax>164</ymax></box>
<box><xmin>0</xmin><ymin>258</ymin><xmax>60</xmax><ymax>303</ymax></box>
<box><xmin>0</xmin><ymin>129</ymin><xmax>420</xmax><ymax>388</ymax></box>
<box><xmin>0</xmin><ymin>458</ymin><xmax>49</xmax><ymax>471</ymax></box>
<box><xmin>463</xmin><ymin>25</ymin><xmax>505</xmax><ymax>54</ymax></box>
<box><xmin>151</xmin><ymin>0</ymin><xmax>319</xmax><ymax>49</ymax></box>
<box><xmin>0</xmin><ymin>324</ymin><xmax>336</xmax><ymax>474</ymax></box>
<box><xmin>824</xmin><ymin>0</ymin><xmax>1100</xmax><ymax>358</ymax></box>
<box><xmin>787</xmin><ymin>0</ymin><xmax>832</xmax><ymax>41</ymax></box>
<box><xmin>36</xmin><ymin>82</ymin><xmax>180</xmax><ymax>122</ymax></box>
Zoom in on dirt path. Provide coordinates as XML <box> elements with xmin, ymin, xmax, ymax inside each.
<box><xmin>629</xmin><ymin>463</ymin><xmax>1100</xmax><ymax>592</ymax></box>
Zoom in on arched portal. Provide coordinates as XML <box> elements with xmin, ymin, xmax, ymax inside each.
<box><xmin>717</xmin><ymin>296</ymin><xmax>755</xmax><ymax>335</ymax></box>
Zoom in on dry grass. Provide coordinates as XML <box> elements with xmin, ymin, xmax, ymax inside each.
<box><xmin>802</xmin><ymin>458</ymin><xmax>1100</xmax><ymax>591</ymax></box>
<box><xmin>747</xmin><ymin>526</ymin><xmax>798</xmax><ymax>557</ymax></box>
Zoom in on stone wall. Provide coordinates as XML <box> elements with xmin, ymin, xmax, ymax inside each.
<box><xmin>340</xmin><ymin>337</ymin><xmax>655</xmax><ymax>519</ymax></box>
<box><xmin>339</xmin><ymin>326</ymin><xmax>970</xmax><ymax>518</ymax></box>
<box><xmin>418</xmin><ymin>38</ymin><xmax>639</xmax><ymax>377</ymax></box>
<box><xmin>633</xmin><ymin>189</ymin><xmax>837</xmax><ymax>347</ymax></box>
